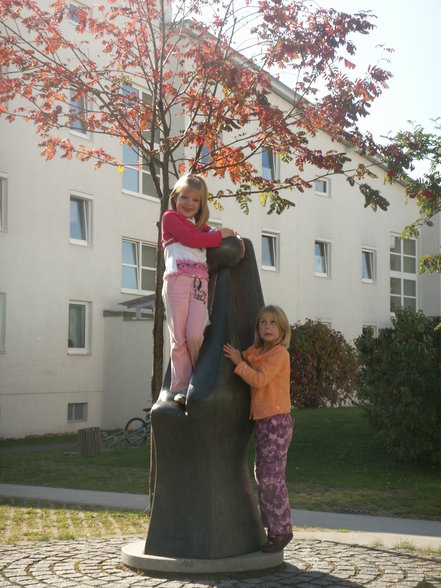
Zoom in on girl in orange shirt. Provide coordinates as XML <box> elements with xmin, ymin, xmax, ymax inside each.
<box><xmin>224</xmin><ymin>305</ymin><xmax>293</xmax><ymax>553</ymax></box>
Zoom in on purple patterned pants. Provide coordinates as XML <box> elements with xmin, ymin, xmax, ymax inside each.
<box><xmin>254</xmin><ymin>413</ymin><xmax>293</xmax><ymax>536</ymax></box>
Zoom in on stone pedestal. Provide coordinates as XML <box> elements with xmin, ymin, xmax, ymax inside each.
<box><xmin>122</xmin><ymin>540</ymin><xmax>283</xmax><ymax>574</ymax></box>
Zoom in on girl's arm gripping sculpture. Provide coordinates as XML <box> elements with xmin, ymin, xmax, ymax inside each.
<box><xmin>162</xmin><ymin>211</ymin><xmax>221</xmax><ymax>249</ymax></box>
<box><xmin>234</xmin><ymin>347</ymin><xmax>288</xmax><ymax>389</ymax></box>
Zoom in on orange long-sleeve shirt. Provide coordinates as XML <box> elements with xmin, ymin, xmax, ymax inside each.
<box><xmin>234</xmin><ymin>344</ymin><xmax>291</xmax><ymax>420</ymax></box>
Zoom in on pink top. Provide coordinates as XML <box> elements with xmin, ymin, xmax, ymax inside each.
<box><xmin>161</xmin><ymin>210</ymin><xmax>222</xmax><ymax>280</ymax></box>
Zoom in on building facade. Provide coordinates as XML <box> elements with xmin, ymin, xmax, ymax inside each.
<box><xmin>1</xmin><ymin>9</ymin><xmax>440</xmax><ymax>438</ymax></box>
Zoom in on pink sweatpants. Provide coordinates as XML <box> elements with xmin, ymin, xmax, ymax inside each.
<box><xmin>162</xmin><ymin>274</ymin><xmax>209</xmax><ymax>393</ymax></box>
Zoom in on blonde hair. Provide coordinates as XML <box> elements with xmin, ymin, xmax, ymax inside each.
<box><xmin>169</xmin><ymin>174</ymin><xmax>209</xmax><ymax>227</ymax></box>
<box><xmin>254</xmin><ymin>305</ymin><xmax>291</xmax><ymax>349</ymax></box>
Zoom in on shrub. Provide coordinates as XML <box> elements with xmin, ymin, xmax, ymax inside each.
<box><xmin>355</xmin><ymin>308</ymin><xmax>441</xmax><ymax>465</ymax></box>
<box><xmin>289</xmin><ymin>320</ymin><xmax>358</xmax><ymax>408</ymax></box>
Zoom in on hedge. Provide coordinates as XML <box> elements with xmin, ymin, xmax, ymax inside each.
<box><xmin>289</xmin><ymin>320</ymin><xmax>358</xmax><ymax>408</ymax></box>
<box><xmin>355</xmin><ymin>308</ymin><xmax>441</xmax><ymax>465</ymax></box>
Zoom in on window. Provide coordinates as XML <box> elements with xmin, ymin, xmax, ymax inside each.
<box><xmin>314</xmin><ymin>240</ymin><xmax>331</xmax><ymax>277</ymax></box>
<box><xmin>261</xmin><ymin>231</ymin><xmax>279</xmax><ymax>270</ymax></box>
<box><xmin>209</xmin><ymin>218</ymin><xmax>222</xmax><ymax>230</ymax></box>
<box><xmin>70</xmin><ymin>194</ymin><xmax>92</xmax><ymax>245</ymax></box>
<box><xmin>68</xmin><ymin>301</ymin><xmax>91</xmax><ymax>353</ymax></box>
<box><xmin>69</xmin><ymin>2</ymin><xmax>87</xmax><ymax>23</ymax></box>
<box><xmin>362</xmin><ymin>248</ymin><xmax>376</xmax><ymax>283</ymax></box>
<box><xmin>362</xmin><ymin>324</ymin><xmax>377</xmax><ymax>337</ymax></box>
<box><xmin>390</xmin><ymin>235</ymin><xmax>417</xmax><ymax>312</ymax></box>
<box><xmin>68</xmin><ymin>402</ymin><xmax>88</xmax><ymax>423</ymax></box>
<box><xmin>314</xmin><ymin>179</ymin><xmax>330</xmax><ymax>196</ymax></box>
<box><xmin>122</xmin><ymin>239</ymin><xmax>156</xmax><ymax>293</ymax></box>
<box><xmin>0</xmin><ymin>66</ymin><xmax>9</xmax><ymax>112</ymax></box>
<box><xmin>0</xmin><ymin>174</ymin><xmax>7</xmax><ymax>231</ymax></box>
<box><xmin>0</xmin><ymin>293</ymin><xmax>6</xmax><ymax>352</ymax></box>
<box><xmin>200</xmin><ymin>140</ymin><xmax>213</xmax><ymax>165</ymax></box>
<box><xmin>121</xmin><ymin>85</ymin><xmax>159</xmax><ymax>198</ymax></box>
<box><xmin>69</xmin><ymin>88</ymin><xmax>88</xmax><ymax>135</ymax></box>
<box><xmin>262</xmin><ymin>146</ymin><xmax>279</xmax><ymax>181</ymax></box>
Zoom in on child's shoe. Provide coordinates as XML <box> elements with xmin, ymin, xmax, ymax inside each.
<box><xmin>173</xmin><ymin>392</ymin><xmax>186</xmax><ymax>406</ymax></box>
<box><xmin>261</xmin><ymin>532</ymin><xmax>293</xmax><ymax>553</ymax></box>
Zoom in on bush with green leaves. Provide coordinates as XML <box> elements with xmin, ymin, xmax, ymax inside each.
<box><xmin>289</xmin><ymin>320</ymin><xmax>358</xmax><ymax>408</ymax></box>
<box><xmin>355</xmin><ymin>308</ymin><xmax>441</xmax><ymax>465</ymax></box>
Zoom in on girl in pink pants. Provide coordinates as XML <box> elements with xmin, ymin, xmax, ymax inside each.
<box><xmin>162</xmin><ymin>174</ymin><xmax>235</xmax><ymax>406</ymax></box>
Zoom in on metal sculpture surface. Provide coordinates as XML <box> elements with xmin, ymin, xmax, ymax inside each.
<box><xmin>145</xmin><ymin>237</ymin><xmax>266</xmax><ymax>559</ymax></box>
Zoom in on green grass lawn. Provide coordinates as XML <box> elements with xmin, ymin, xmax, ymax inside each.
<box><xmin>287</xmin><ymin>407</ymin><xmax>440</xmax><ymax>519</ymax></box>
<box><xmin>0</xmin><ymin>498</ymin><xmax>149</xmax><ymax>544</ymax></box>
<box><xmin>1</xmin><ymin>407</ymin><xmax>440</xmax><ymax>520</ymax></box>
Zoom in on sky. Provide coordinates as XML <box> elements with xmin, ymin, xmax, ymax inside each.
<box><xmin>200</xmin><ymin>0</ymin><xmax>440</xmax><ymax>144</ymax></box>
<box><xmin>314</xmin><ymin>0</ymin><xmax>441</xmax><ymax>142</ymax></box>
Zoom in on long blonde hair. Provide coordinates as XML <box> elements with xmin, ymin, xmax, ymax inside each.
<box><xmin>254</xmin><ymin>305</ymin><xmax>291</xmax><ymax>349</ymax></box>
<box><xmin>169</xmin><ymin>174</ymin><xmax>209</xmax><ymax>227</ymax></box>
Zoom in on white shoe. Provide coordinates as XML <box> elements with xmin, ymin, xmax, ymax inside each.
<box><xmin>173</xmin><ymin>392</ymin><xmax>186</xmax><ymax>406</ymax></box>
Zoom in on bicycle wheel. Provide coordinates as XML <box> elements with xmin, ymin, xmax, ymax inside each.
<box><xmin>144</xmin><ymin>418</ymin><xmax>152</xmax><ymax>443</ymax></box>
<box><xmin>124</xmin><ymin>417</ymin><xmax>148</xmax><ymax>446</ymax></box>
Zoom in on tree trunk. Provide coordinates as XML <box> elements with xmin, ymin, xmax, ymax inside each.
<box><xmin>149</xmin><ymin>190</ymin><xmax>169</xmax><ymax>505</ymax></box>
<box><xmin>151</xmin><ymin>249</ymin><xmax>165</xmax><ymax>406</ymax></box>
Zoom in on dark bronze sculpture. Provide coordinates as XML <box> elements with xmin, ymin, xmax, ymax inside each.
<box><xmin>145</xmin><ymin>237</ymin><xmax>266</xmax><ymax>559</ymax></box>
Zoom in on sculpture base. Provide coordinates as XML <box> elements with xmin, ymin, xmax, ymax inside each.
<box><xmin>121</xmin><ymin>540</ymin><xmax>284</xmax><ymax>575</ymax></box>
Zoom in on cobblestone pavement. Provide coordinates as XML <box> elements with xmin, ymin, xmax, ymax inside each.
<box><xmin>0</xmin><ymin>535</ymin><xmax>440</xmax><ymax>587</ymax></box>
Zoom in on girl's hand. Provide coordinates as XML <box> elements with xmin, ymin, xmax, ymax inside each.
<box><xmin>223</xmin><ymin>343</ymin><xmax>242</xmax><ymax>366</ymax></box>
<box><xmin>219</xmin><ymin>228</ymin><xmax>245</xmax><ymax>258</ymax></box>
<box><xmin>236</xmin><ymin>233</ymin><xmax>245</xmax><ymax>258</ymax></box>
<box><xmin>220</xmin><ymin>227</ymin><xmax>235</xmax><ymax>239</ymax></box>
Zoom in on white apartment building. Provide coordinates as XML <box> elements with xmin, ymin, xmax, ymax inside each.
<box><xmin>1</xmin><ymin>14</ymin><xmax>440</xmax><ymax>439</ymax></box>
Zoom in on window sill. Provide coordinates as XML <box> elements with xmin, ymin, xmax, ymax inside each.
<box><xmin>261</xmin><ymin>265</ymin><xmax>279</xmax><ymax>272</ymax></box>
<box><xmin>314</xmin><ymin>273</ymin><xmax>330</xmax><ymax>278</ymax></box>
<box><xmin>122</xmin><ymin>189</ymin><xmax>160</xmax><ymax>203</ymax></box>
<box><xmin>67</xmin><ymin>350</ymin><xmax>91</xmax><ymax>356</ymax></box>
<box><xmin>70</xmin><ymin>130</ymin><xmax>92</xmax><ymax>141</ymax></box>
<box><xmin>69</xmin><ymin>238</ymin><xmax>91</xmax><ymax>247</ymax></box>
<box><xmin>121</xmin><ymin>289</ymin><xmax>155</xmax><ymax>296</ymax></box>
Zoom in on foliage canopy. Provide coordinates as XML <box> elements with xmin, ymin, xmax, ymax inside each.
<box><xmin>381</xmin><ymin>120</ymin><xmax>441</xmax><ymax>274</ymax></box>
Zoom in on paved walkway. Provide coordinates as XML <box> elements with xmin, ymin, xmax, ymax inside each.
<box><xmin>1</xmin><ymin>534</ymin><xmax>440</xmax><ymax>587</ymax></box>
<box><xmin>0</xmin><ymin>484</ymin><xmax>440</xmax><ymax>587</ymax></box>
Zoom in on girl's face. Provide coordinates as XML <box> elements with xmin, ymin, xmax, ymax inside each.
<box><xmin>175</xmin><ymin>188</ymin><xmax>201</xmax><ymax>220</ymax></box>
<box><xmin>258</xmin><ymin>312</ymin><xmax>281</xmax><ymax>348</ymax></box>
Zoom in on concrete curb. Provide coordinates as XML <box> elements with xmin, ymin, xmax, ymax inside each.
<box><xmin>0</xmin><ymin>483</ymin><xmax>149</xmax><ymax>511</ymax></box>
<box><xmin>1</xmin><ymin>483</ymin><xmax>440</xmax><ymax>550</ymax></box>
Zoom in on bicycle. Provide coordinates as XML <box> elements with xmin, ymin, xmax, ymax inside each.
<box><xmin>101</xmin><ymin>429</ymin><xmax>127</xmax><ymax>450</ymax></box>
<box><xmin>124</xmin><ymin>407</ymin><xmax>152</xmax><ymax>446</ymax></box>
<box><xmin>65</xmin><ymin>428</ymin><xmax>127</xmax><ymax>455</ymax></box>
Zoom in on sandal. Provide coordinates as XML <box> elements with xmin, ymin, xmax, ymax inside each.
<box><xmin>261</xmin><ymin>532</ymin><xmax>293</xmax><ymax>553</ymax></box>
